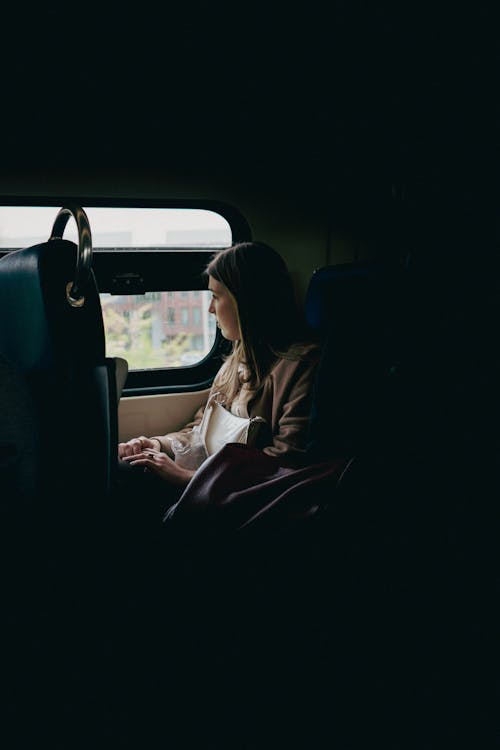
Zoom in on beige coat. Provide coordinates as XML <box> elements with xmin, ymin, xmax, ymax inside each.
<box><xmin>152</xmin><ymin>344</ymin><xmax>320</xmax><ymax>467</ymax></box>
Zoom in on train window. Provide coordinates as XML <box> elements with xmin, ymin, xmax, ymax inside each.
<box><xmin>0</xmin><ymin>199</ymin><xmax>251</xmax><ymax>393</ymax></box>
<box><xmin>0</xmin><ymin>206</ymin><xmax>231</xmax><ymax>250</ymax></box>
<box><xmin>84</xmin><ymin>207</ymin><xmax>228</xmax><ymax>372</ymax></box>
<box><xmin>100</xmin><ymin>289</ymin><xmax>216</xmax><ymax>369</ymax></box>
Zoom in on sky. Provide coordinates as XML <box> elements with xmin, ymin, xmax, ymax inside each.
<box><xmin>0</xmin><ymin>207</ymin><xmax>231</xmax><ymax>249</ymax></box>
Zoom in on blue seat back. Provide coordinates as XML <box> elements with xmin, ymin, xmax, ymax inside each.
<box><xmin>0</xmin><ymin>233</ymin><xmax>118</xmax><ymax>507</ymax></box>
<box><xmin>305</xmin><ymin>262</ymin><xmax>414</xmax><ymax>460</ymax></box>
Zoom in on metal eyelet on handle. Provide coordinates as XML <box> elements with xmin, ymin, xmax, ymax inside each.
<box><xmin>49</xmin><ymin>205</ymin><xmax>92</xmax><ymax>308</ymax></box>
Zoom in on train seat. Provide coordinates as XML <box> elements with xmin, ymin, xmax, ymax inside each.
<box><xmin>0</xmin><ymin>206</ymin><xmax>123</xmax><ymax>511</ymax></box>
<box><xmin>305</xmin><ymin>260</ymin><xmax>414</xmax><ymax>462</ymax></box>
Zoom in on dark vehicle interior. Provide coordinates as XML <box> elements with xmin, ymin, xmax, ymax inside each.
<box><xmin>0</xmin><ymin>6</ymin><xmax>495</xmax><ymax>749</ymax></box>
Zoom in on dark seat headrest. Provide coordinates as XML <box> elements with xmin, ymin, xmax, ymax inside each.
<box><xmin>0</xmin><ymin>239</ymin><xmax>105</xmax><ymax>374</ymax></box>
<box><xmin>305</xmin><ymin>262</ymin><xmax>407</xmax><ymax>335</ymax></box>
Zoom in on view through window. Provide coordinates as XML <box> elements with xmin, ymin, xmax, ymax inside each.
<box><xmin>100</xmin><ymin>290</ymin><xmax>217</xmax><ymax>369</ymax></box>
<box><xmin>0</xmin><ymin>206</ymin><xmax>231</xmax><ymax>370</ymax></box>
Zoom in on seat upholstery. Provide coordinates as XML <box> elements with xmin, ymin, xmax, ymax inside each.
<box><xmin>0</xmin><ymin>236</ymin><xmax>119</xmax><ymax>504</ymax></box>
<box><xmin>299</xmin><ymin>258</ymin><xmax>498</xmax><ymax>748</ymax></box>
<box><xmin>0</xmin><ymin>229</ymin><xmax>133</xmax><ymax>749</ymax></box>
<box><xmin>114</xmin><ymin>356</ymin><xmax>129</xmax><ymax>402</ymax></box>
<box><xmin>304</xmin><ymin>261</ymin><xmax>414</xmax><ymax>461</ymax></box>
<box><xmin>0</xmin><ymin>353</ymin><xmax>38</xmax><ymax>504</ymax></box>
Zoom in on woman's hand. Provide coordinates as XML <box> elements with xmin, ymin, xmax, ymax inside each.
<box><xmin>121</xmin><ymin>449</ymin><xmax>195</xmax><ymax>488</ymax></box>
<box><xmin>118</xmin><ymin>436</ymin><xmax>160</xmax><ymax>459</ymax></box>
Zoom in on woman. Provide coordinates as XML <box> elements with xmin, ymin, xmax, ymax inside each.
<box><xmin>119</xmin><ymin>241</ymin><xmax>319</xmax><ymax>490</ymax></box>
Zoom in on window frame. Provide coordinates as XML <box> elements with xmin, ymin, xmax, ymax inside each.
<box><xmin>0</xmin><ymin>195</ymin><xmax>251</xmax><ymax>395</ymax></box>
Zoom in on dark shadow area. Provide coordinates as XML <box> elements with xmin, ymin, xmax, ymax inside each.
<box><xmin>0</xmin><ymin>5</ymin><xmax>495</xmax><ymax>747</ymax></box>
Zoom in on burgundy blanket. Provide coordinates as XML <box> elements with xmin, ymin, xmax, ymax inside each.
<box><xmin>164</xmin><ymin>443</ymin><xmax>350</xmax><ymax>536</ymax></box>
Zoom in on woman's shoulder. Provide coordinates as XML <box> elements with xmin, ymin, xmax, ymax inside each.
<box><xmin>269</xmin><ymin>342</ymin><xmax>321</xmax><ymax>381</ymax></box>
<box><xmin>277</xmin><ymin>340</ymin><xmax>321</xmax><ymax>363</ymax></box>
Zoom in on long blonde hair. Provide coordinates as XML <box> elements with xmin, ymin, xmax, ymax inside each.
<box><xmin>206</xmin><ymin>242</ymin><xmax>312</xmax><ymax>403</ymax></box>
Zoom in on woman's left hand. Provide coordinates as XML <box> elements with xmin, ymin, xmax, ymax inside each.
<box><xmin>121</xmin><ymin>450</ymin><xmax>195</xmax><ymax>488</ymax></box>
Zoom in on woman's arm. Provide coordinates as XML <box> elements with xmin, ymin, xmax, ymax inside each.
<box><xmin>118</xmin><ymin>403</ymin><xmax>206</xmax><ymax>459</ymax></box>
<box><xmin>149</xmin><ymin>403</ymin><xmax>206</xmax><ymax>456</ymax></box>
<box><xmin>148</xmin><ymin>359</ymin><xmax>231</xmax><ymax>454</ymax></box>
<box><xmin>260</xmin><ymin>350</ymin><xmax>320</xmax><ymax>465</ymax></box>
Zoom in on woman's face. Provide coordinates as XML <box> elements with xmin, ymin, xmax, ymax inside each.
<box><xmin>208</xmin><ymin>275</ymin><xmax>240</xmax><ymax>341</ymax></box>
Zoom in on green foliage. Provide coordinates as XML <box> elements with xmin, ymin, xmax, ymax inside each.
<box><xmin>101</xmin><ymin>296</ymin><xmax>194</xmax><ymax>369</ymax></box>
